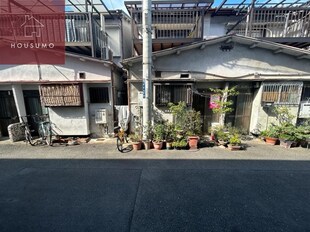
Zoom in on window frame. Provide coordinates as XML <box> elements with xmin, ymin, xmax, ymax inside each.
<box><xmin>89</xmin><ymin>87</ymin><xmax>110</xmax><ymax>104</ymax></box>
<box><xmin>154</xmin><ymin>83</ymin><xmax>193</xmax><ymax>107</ymax></box>
<box><xmin>261</xmin><ymin>82</ymin><xmax>303</xmax><ymax>106</ymax></box>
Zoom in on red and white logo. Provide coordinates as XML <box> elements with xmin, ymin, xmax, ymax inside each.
<box><xmin>0</xmin><ymin>0</ymin><xmax>65</xmax><ymax>64</ymax></box>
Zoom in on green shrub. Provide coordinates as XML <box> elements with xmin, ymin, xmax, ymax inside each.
<box><xmin>229</xmin><ymin>134</ymin><xmax>241</xmax><ymax>145</ymax></box>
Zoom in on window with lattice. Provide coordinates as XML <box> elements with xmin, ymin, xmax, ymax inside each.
<box><xmin>261</xmin><ymin>82</ymin><xmax>303</xmax><ymax>105</ymax></box>
<box><xmin>40</xmin><ymin>84</ymin><xmax>83</xmax><ymax>107</ymax></box>
<box><xmin>155</xmin><ymin>84</ymin><xmax>192</xmax><ymax>106</ymax></box>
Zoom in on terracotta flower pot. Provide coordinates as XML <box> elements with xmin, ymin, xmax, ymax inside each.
<box><xmin>188</xmin><ymin>136</ymin><xmax>199</xmax><ymax>150</ymax></box>
<box><xmin>132</xmin><ymin>141</ymin><xmax>142</xmax><ymax>150</ymax></box>
<box><xmin>227</xmin><ymin>144</ymin><xmax>241</xmax><ymax>151</ymax></box>
<box><xmin>265</xmin><ymin>137</ymin><xmax>278</xmax><ymax>145</ymax></box>
<box><xmin>143</xmin><ymin>140</ymin><xmax>151</xmax><ymax>150</ymax></box>
<box><xmin>280</xmin><ymin>139</ymin><xmax>296</xmax><ymax>148</ymax></box>
<box><xmin>153</xmin><ymin>141</ymin><xmax>163</xmax><ymax>150</ymax></box>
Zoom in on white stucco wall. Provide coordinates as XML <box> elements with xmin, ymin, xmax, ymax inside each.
<box><xmin>130</xmin><ymin>44</ymin><xmax>310</xmax><ymax>80</ymax></box>
<box><xmin>0</xmin><ymin>56</ymin><xmax>111</xmax><ymax>83</ymax></box>
<box><xmin>0</xmin><ymin>56</ymin><xmax>116</xmax><ymax>137</ymax></box>
<box><xmin>49</xmin><ymin>106</ymin><xmax>89</xmax><ymax>136</ymax></box>
<box><xmin>127</xmin><ymin>42</ymin><xmax>310</xmax><ymax>133</ymax></box>
<box><xmin>250</xmin><ymin>86</ymin><xmax>300</xmax><ymax>131</ymax></box>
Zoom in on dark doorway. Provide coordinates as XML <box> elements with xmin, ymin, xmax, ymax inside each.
<box><xmin>23</xmin><ymin>90</ymin><xmax>43</xmax><ymax>135</ymax></box>
<box><xmin>0</xmin><ymin>91</ymin><xmax>19</xmax><ymax>136</ymax></box>
<box><xmin>193</xmin><ymin>92</ymin><xmax>219</xmax><ymax>134</ymax></box>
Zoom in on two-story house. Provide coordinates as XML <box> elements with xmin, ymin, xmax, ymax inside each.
<box><xmin>0</xmin><ymin>1</ymin><xmax>132</xmax><ymax>138</ymax></box>
<box><xmin>123</xmin><ymin>0</ymin><xmax>310</xmax><ymax>133</ymax></box>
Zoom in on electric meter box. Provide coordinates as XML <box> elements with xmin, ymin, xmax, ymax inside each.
<box><xmin>95</xmin><ymin>109</ymin><xmax>108</xmax><ymax>124</ymax></box>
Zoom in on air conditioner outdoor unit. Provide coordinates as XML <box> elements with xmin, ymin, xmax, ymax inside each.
<box><xmin>95</xmin><ymin>109</ymin><xmax>108</xmax><ymax>124</ymax></box>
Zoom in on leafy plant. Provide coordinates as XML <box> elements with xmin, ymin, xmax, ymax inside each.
<box><xmin>273</xmin><ymin>106</ymin><xmax>295</xmax><ymax>126</ymax></box>
<box><xmin>153</xmin><ymin>124</ymin><xmax>166</xmax><ymax>142</ymax></box>
<box><xmin>185</xmin><ymin>110</ymin><xmax>201</xmax><ymax>136</ymax></box>
<box><xmin>172</xmin><ymin>139</ymin><xmax>187</xmax><ymax>148</ymax></box>
<box><xmin>209</xmin><ymin>86</ymin><xmax>239</xmax><ymax>126</ymax></box>
<box><xmin>165</xmin><ymin>122</ymin><xmax>175</xmax><ymax>142</ymax></box>
<box><xmin>129</xmin><ymin>133</ymin><xmax>141</xmax><ymax>142</ymax></box>
<box><xmin>216</xmin><ymin>129</ymin><xmax>230</xmax><ymax>141</ymax></box>
<box><xmin>168</xmin><ymin>101</ymin><xmax>201</xmax><ymax>136</ymax></box>
<box><xmin>229</xmin><ymin>134</ymin><xmax>241</xmax><ymax>145</ymax></box>
<box><xmin>168</xmin><ymin>101</ymin><xmax>188</xmax><ymax>131</ymax></box>
<box><xmin>264</xmin><ymin>125</ymin><xmax>280</xmax><ymax>138</ymax></box>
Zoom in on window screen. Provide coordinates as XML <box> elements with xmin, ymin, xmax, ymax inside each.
<box><xmin>261</xmin><ymin>82</ymin><xmax>303</xmax><ymax>105</ymax></box>
<box><xmin>89</xmin><ymin>87</ymin><xmax>109</xmax><ymax>103</ymax></box>
<box><xmin>155</xmin><ymin>84</ymin><xmax>192</xmax><ymax>106</ymax></box>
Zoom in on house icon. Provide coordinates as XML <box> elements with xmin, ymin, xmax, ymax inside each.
<box><xmin>21</xmin><ymin>15</ymin><xmax>44</xmax><ymax>38</ymax></box>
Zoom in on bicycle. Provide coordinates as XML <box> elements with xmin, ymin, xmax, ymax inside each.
<box><xmin>20</xmin><ymin>116</ymin><xmax>35</xmax><ymax>146</ymax></box>
<box><xmin>20</xmin><ymin>114</ymin><xmax>53</xmax><ymax>146</ymax></box>
<box><xmin>114</xmin><ymin>126</ymin><xmax>132</xmax><ymax>153</ymax></box>
<box><xmin>33</xmin><ymin>114</ymin><xmax>53</xmax><ymax>146</ymax></box>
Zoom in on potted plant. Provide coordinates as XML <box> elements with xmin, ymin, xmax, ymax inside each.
<box><xmin>227</xmin><ymin>134</ymin><xmax>242</xmax><ymax>151</ymax></box>
<box><xmin>153</xmin><ymin>123</ymin><xmax>165</xmax><ymax>150</ymax></box>
<box><xmin>165</xmin><ymin>122</ymin><xmax>175</xmax><ymax>150</ymax></box>
<box><xmin>172</xmin><ymin>139</ymin><xmax>188</xmax><ymax>150</ymax></box>
<box><xmin>185</xmin><ymin>109</ymin><xmax>202</xmax><ymax>150</ymax></box>
<box><xmin>129</xmin><ymin>133</ymin><xmax>142</xmax><ymax>150</ymax></box>
<box><xmin>295</xmin><ymin>124</ymin><xmax>310</xmax><ymax>148</ymax></box>
<box><xmin>215</xmin><ymin>128</ymin><xmax>230</xmax><ymax>146</ymax></box>
<box><xmin>168</xmin><ymin>101</ymin><xmax>202</xmax><ymax>150</ymax></box>
<box><xmin>264</xmin><ymin>125</ymin><xmax>280</xmax><ymax>145</ymax></box>
<box><xmin>142</xmin><ymin>123</ymin><xmax>153</xmax><ymax>150</ymax></box>
<box><xmin>209</xmin><ymin>86</ymin><xmax>239</xmax><ymax>126</ymax></box>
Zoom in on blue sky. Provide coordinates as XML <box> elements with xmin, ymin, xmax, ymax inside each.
<box><xmin>104</xmin><ymin>0</ymin><xmax>128</xmax><ymax>12</ymax></box>
<box><xmin>70</xmin><ymin>0</ymin><xmax>293</xmax><ymax>13</ymax></box>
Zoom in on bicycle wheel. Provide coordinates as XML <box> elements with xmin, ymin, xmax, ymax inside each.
<box><xmin>116</xmin><ymin>136</ymin><xmax>125</xmax><ymax>152</ymax></box>
<box><xmin>117</xmin><ymin>135</ymin><xmax>132</xmax><ymax>153</ymax></box>
<box><xmin>25</xmin><ymin>129</ymin><xmax>35</xmax><ymax>146</ymax></box>
<box><xmin>46</xmin><ymin>127</ymin><xmax>52</xmax><ymax>146</ymax></box>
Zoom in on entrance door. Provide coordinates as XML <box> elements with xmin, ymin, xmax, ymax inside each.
<box><xmin>0</xmin><ymin>91</ymin><xmax>18</xmax><ymax>136</ymax></box>
<box><xmin>193</xmin><ymin>93</ymin><xmax>219</xmax><ymax>134</ymax></box>
<box><xmin>226</xmin><ymin>92</ymin><xmax>253</xmax><ymax>133</ymax></box>
<box><xmin>23</xmin><ymin>90</ymin><xmax>43</xmax><ymax>134</ymax></box>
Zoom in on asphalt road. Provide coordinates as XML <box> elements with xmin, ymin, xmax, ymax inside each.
<box><xmin>0</xmin><ymin>141</ymin><xmax>309</xmax><ymax>232</ymax></box>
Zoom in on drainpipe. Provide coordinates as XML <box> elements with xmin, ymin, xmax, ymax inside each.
<box><xmin>142</xmin><ymin>0</ymin><xmax>152</xmax><ymax>140</ymax></box>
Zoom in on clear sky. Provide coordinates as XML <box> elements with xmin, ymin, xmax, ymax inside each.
<box><xmin>104</xmin><ymin>0</ymin><xmax>128</xmax><ymax>12</ymax></box>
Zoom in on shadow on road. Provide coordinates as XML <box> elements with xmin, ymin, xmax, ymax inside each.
<box><xmin>0</xmin><ymin>159</ymin><xmax>309</xmax><ymax>232</ymax></box>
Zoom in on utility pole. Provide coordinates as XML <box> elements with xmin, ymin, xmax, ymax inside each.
<box><xmin>142</xmin><ymin>0</ymin><xmax>152</xmax><ymax>140</ymax></box>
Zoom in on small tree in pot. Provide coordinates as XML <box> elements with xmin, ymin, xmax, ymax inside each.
<box><xmin>129</xmin><ymin>133</ymin><xmax>142</xmax><ymax>150</ymax></box>
<box><xmin>227</xmin><ymin>134</ymin><xmax>242</xmax><ymax>151</ymax></box>
<box><xmin>165</xmin><ymin>122</ymin><xmax>175</xmax><ymax>150</ymax></box>
<box><xmin>263</xmin><ymin>125</ymin><xmax>280</xmax><ymax>145</ymax></box>
<box><xmin>209</xmin><ymin>86</ymin><xmax>239</xmax><ymax>126</ymax></box>
<box><xmin>153</xmin><ymin>124</ymin><xmax>165</xmax><ymax>150</ymax></box>
<box><xmin>168</xmin><ymin>101</ymin><xmax>201</xmax><ymax>150</ymax></box>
